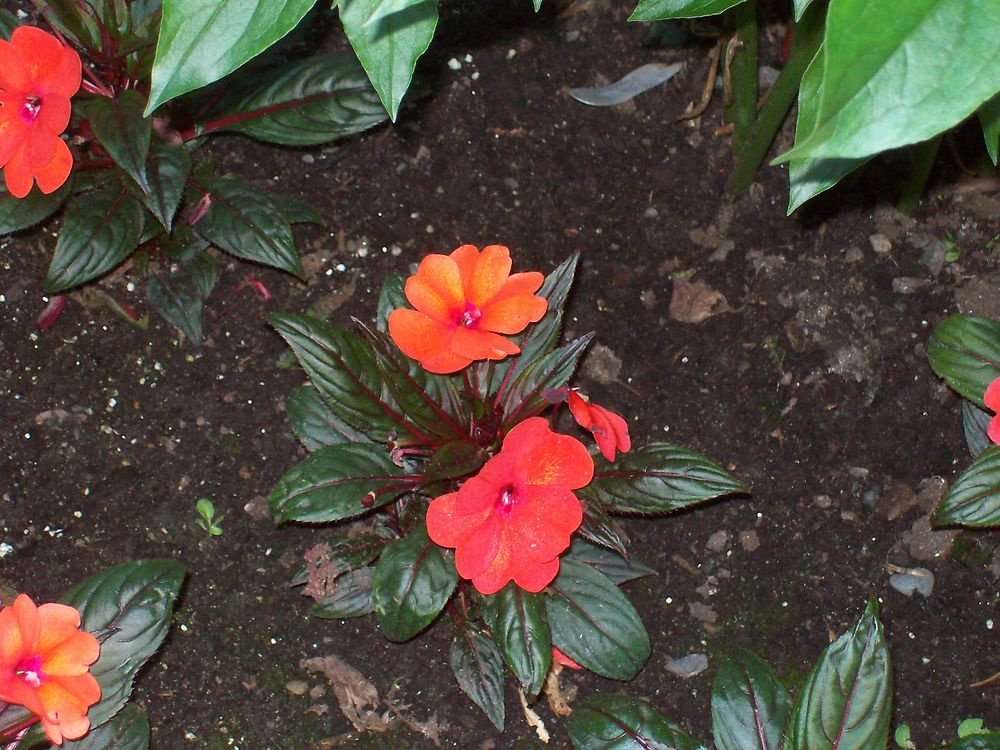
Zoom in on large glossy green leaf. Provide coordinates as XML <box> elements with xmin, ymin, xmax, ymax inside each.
<box><xmin>45</xmin><ymin>185</ymin><xmax>145</xmax><ymax>292</ymax></box>
<box><xmin>137</xmin><ymin>140</ymin><xmax>190</xmax><ymax>231</ymax></box>
<box><xmin>503</xmin><ymin>335</ymin><xmax>593</xmax><ymax>422</ymax></box>
<box><xmin>210</xmin><ymin>53</ymin><xmax>388</xmax><ymax>145</ymax></box>
<box><xmin>88</xmin><ymin>91</ymin><xmax>152</xmax><ymax>193</ymax></box>
<box><xmin>450</xmin><ymin>621</ymin><xmax>506</xmax><ymax>730</ymax></box>
<box><xmin>190</xmin><ymin>177</ymin><xmax>303</xmax><ymax>277</ymax></box>
<box><xmin>545</xmin><ymin>558</ymin><xmax>650</xmax><ymax>680</ymax></box>
<box><xmin>145</xmin><ymin>0</ymin><xmax>315</xmax><ymax>114</ymax></box>
<box><xmin>980</xmin><ymin>94</ymin><xmax>1000</xmax><ymax>164</ymax></box>
<box><xmin>482</xmin><ymin>584</ymin><xmax>551</xmax><ymax>698</ymax></box>
<box><xmin>565</xmin><ymin>539</ymin><xmax>656</xmax><ymax>585</ymax></box>
<box><xmin>577</xmin><ymin>499</ymin><xmax>629</xmax><ymax>557</ymax></box>
<box><xmin>339</xmin><ymin>0</ymin><xmax>438</xmax><ymax>121</ymax></box>
<box><xmin>938</xmin><ymin>734</ymin><xmax>1000</xmax><ymax>750</ymax></box>
<box><xmin>311</xmin><ymin>567</ymin><xmax>376</xmax><ymax>619</ymax></box>
<box><xmin>934</xmin><ymin>446</ymin><xmax>1000</xmax><ymax>528</ymax></box>
<box><xmin>286</xmin><ymin>384</ymin><xmax>373</xmax><ymax>450</ymax></box>
<box><xmin>268</xmin><ymin>443</ymin><xmax>407</xmax><ymax>523</ymax></box>
<box><xmin>788</xmin><ymin>600</ymin><xmax>891</xmax><ymax>750</ymax></box>
<box><xmin>269</xmin><ymin>313</ymin><xmax>411</xmax><ymax>442</ymax></box>
<box><xmin>62</xmin><ymin>704</ymin><xmax>149</xmax><ymax>750</ymax></box>
<box><xmin>568</xmin><ymin>694</ymin><xmax>708</xmax><ymax>750</ymax></box>
<box><xmin>712</xmin><ymin>648</ymin><xmax>792</xmax><ymax>750</ymax></box>
<box><xmin>963</xmin><ymin>401</ymin><xmax>993</xmax><ymax>459</ymax></box>
<box><xmin>927</xmin><ymin>315</ymin><xmax>1000</xmax><ymax>408</ymax></box>
<box><xmin>373</xmin><ymin>527</ymin><xmax>457</xmax><ymax>641</ymax></box>
<box><xmin>778</xmin><ymin>0</ymin><xmax>1000</xmax><ymax>163</ymax></box>
<box><xmin>585</xmin><ymin>444</ymin><xmax>745</xmax><ymax>515</ymax></box>
<box><xmin>146</xmin><ymin>270</ymin><xmax>204</xmax><ymax>344</ymax></box>
<box><xmin>793</xmin><ymin>0</ymin><xmax>818</xmax><ymax>21</ymax></box>
<box><xmin>0</xmin><ymin>179</ymin><xmax>72</xmax><ymax>234</ymax></box>
<box><xmin>629</xmin><ymin>0</ymin><xmax>747</xmax><ymax>21</ymax></box>
<box><xmin>62</xmin><ymin>560</ymin><xmax>185</xmax><ymax>727</ymax></box>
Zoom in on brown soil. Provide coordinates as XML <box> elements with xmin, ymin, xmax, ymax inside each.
<box><xmin>2</xmin><ymin>2</ymin><xmax>999</xmax><ymax>748</ymax></box>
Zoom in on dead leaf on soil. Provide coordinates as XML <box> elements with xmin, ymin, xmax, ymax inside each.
<box><xmin>669</xmin><ymin>277</ymin><xmax>731</xmax><ymax>323</ymax></box>
<box><xmin>520</xmin><ymin>688</ymin><xmax>551</xmax><ymax>743</ymax></box>
<box><xmin>301</xmin><ymin>655</ymin><xmax>394</xmax><ymax>734</ymax></box>
<box><xmin>543</xmin><ymin>662</ymin><xmax>576</xmax><ymax>718</ymax></box>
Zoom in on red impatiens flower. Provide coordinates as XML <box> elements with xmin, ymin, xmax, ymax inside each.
<box><xmin>0</xmin><ymin>26</ymin><xmax>82</xmax><ymax>198</ymax></box>
<box><xmin>426</xmin><ymin>417</ymin><xmax>593</xmax><ymax>594</ymax></box>
<box><xmin>567</xmin><ymin>389</ymin><xmax>631</xmax><ymax>462</ymax></box>
<box><xmin>388</xmin><ymin>244</ymin><xmax>548</xmax><ymax>374</ymax></box>
<box><xmin>551</xmin><ymin>646</ymin><xmax>582</xmax><ymax>670</ymax></box>
<box><xmin>0</xmin><ymin>594</ymin><xmax>101</xmax><ymax>745</ymax></box>
<box><xmin>986</xmin><ymin>376</ymin><xmax>1000</xmax><ymax>445</ymax></box>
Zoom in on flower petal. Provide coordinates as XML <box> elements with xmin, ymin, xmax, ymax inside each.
<box><xmin>404</xmin><ymin>273</ymin><xmax>459</xmax><ymax>323</ymax></box>
<box><xmin>4</xmin><ymin>141</ymin><xmax>35</xmax><ymax>197</ymax></box>
<box><xmin>511</xmin><ymin>485</ymin><xmax>582</xmax><ymax>562</ymax></box>
<box><xmin>426</xmin><ymin>491</ymin><xmax>490</xmax><ymax>548</ymax></box>
<box><xmin>37</xmin><ymin>92</ymin><xmax>72</xmax><ymax>135</ymax></box>
<box><xmin>450</xmin><ymin>244</ymin><xmax>481</xmax><ymax>291</ymax></box>
<box><xmin>454</xmin><ymin>511</ymin><xmax>503</xmax><ymax>580</ymax></box>
<box><xmin>28</xmin><ymin>128</ymin><xmax>58</xmax><ymax>168</ymax></box>
<box><xmin>986</xmin><ymin>377</ymin><xmax>1000</xmax><ymax>413</ymax></box>
<box><xmin>0</xmin><ymin>38</ymin><xmax>31</xmax><ymax>92</ymax></box>
<box><xmin>406</xmin><ymin>254</ymin><xmax>464</xmax><ymax>316</ymax></box>
<box><xmin>36</xmin><ymin>672</ymin><xmax>100</xmax><ymax>741</ymax></box>
<box><xmin>450</xmin><ymin>326</ymin><xmax>519</xmax><ymax>361</ymax></box>
<box><xmin>33</xmin><ymin>137</ymin><xmax>72</xmax><ymax>194</ymax></box>
<box><xmin>36</xmin><ymin>45</ymin><xmax>82</xmax><ymax>99</ymax></box>
<box><xmin>0</xmin><ymin>115</ymin><xmax>29</xmax><ymax>167</ymax></box>
<box><xmin>468</xmin><ymin>245</ymin><xmax>512</xmax><ymax>306</ymax></box>
<box><xmin>502</xmin><ymin>418</ymin><xmax>594</xmax><ymax>489</ymax></box>
<box><xmin>388</xmin><ymin>309</ymin><xmax>466</xmax><ymax>373</ymax></box>
<box><xmin>479</xmin><ymin>294</ymin><xmax>549</xmax><ymax>335</ymax></box>
<box><xmin>510</xmin><ymin>556</ymin><xmax>559</xmax><ymax>593</ymax></box>
<box><xmin>10</xmin><ymin>27</ymin><xmax>75</xmax><ymax>93</ymax></box>
<box><xmin>989</xmin><ymin>416</ymin><xmax>1000</xmax><ymax>445</ymax></box>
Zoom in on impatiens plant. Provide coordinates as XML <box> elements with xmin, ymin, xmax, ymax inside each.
<box><xmin>0</xmin><ymin>559</ymin><xmax>184</xmax><ymax>749</ymax></box>
<box><xmin>927</xmin><ymin>315</ymin><xmax>1000</xmax><ymax>528</ymax></box>
<box><xmin>567</xmin><ymin>601</ymin><xmax>998</xmax><ymax>750</ymax></box>
<box><xmin>269</xmin><ymin>244</ymin><xmax>745</xmax><ymax>729</ymax></box>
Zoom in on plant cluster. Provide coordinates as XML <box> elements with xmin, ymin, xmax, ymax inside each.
<box><xmin>268</xmin><ymin>244</ymin><xmax>745</xmax><ymax>726</ymax></box>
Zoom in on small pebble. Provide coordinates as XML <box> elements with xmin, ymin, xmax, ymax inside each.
<box><xmin>889</xmin><ymin>567</ymin><xmax>934</xmax><ymax>598</ymax></box>
<box><xmin>869</xmin><ymin>233</ymin><xmax>892</xmax><ymax>254</ymax></box>
<box><xmin>814</xmin><ymin>494</ymin><xmax>832</xmax><ymax>509</ymax></box>
<box><xmin>892</xmin><ymin>277</ymin><xmax>930</xmax><ymax>295</ymax></box>
<box><xmin>447</xmin><ymin>58</ymin><xmax>461</xmax><ymax>70</ymax></box>
<box><xmin>285</xmin><ymin>680</ymin><xmax>309</xmax><ymax>696</ymax></box>
<box><xmin>705</xmin><ymin>530</ymin><xmax>729</xmax><ymax>553</ymax></box>
<box><xmin>665</xmin><ymin>653</ymin><xmax>708</xmax><ymax>678</ymax></box>
<box><xmin>739</xmin><ymin>530</ymin><xmax>759</xmax><ymax>552</ymax></box>
<box><xmin>301</xmin><ymin>154</ymin><xmax>315</xmax><ymax>164</ymax></box>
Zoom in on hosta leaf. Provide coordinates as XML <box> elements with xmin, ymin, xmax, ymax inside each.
<box><xmin>545</xmin><ymin>558</ymin><xmax>650</xmax><ymax>680</ymax></box>
<box><xmin>373</xmin><ymin>527</ymin><xmax>457</xmax><ymax>641</ymax></box>
<box><xmin>450</xmin><ymin>621</ymin><xmax>506</xmax><ymax>730</ymax></box>
<box><xmin>482</xmin><ymin>584</ymin><xmax>551</xmax><ymax>698</ymax></box>
<box><xmin>566</xmin><ymin>539</ymin><xmax>655</xmax><ymax>585</ymax></box>
<box><xmin>62</xmin><ymin>704</ymin><xmax>149</xmax><ymax>750</ymax></box>
<box><xmin>146</xmin><ymin>0</ymin><xmax>315</xmax><ymax>114</ymax></box>
<box><xmin>568</xmin><ymin>693</ymin><xmax>708</xmax><ymax>750</ymax></box>
<box><xmin>712</xmin><ymin>648</ymin><xmax>792</xmax><ymax>750</ymax></box>
<box><xmin>0</xmin><ymin>179</ymin><xmax>72</xmax><ymax>234</ymax></box>
<box><xmin>933</xmin><ymin>445</ymin><xmax>1000</xmax><ymax>528</ymax></box>
<box><xmin>586</xmin><ymin>444</ymin><xmax>745</xmax><ymax>515</ymax></box>
<box><xmin>503</xmin><ymin>334</ymin><xmax>593</xmax><ymax>422</ymax></box>
<box><xmin>45</xmin><ymin>185</ymin><xmax>145</xmax><ymax>292</ymax></box>
<box><xmin>980</xmin><ymin>94</ymin><xmax>1000</xmax><ymax>164</ymax></box>
<box><xmin>778</xmin><ymin>0</ymin><xmax>1000</xmax><ymax>163</ymax></box>
<box><xmin>146</xmin><ymin>270</ymin><xmax>204</xmax><ymax>344</ymax></box>
<box><xmin>339</xmin><ymin>0</ymin><xmax>438</xmax><ymax>121</ymax></box>
<box><xmin>190</xmin><ymin>177</ymin><xmax>303</xmax><ymax>277</ymax></box>
<box><xmin>927</xmin><ymin>315</ymin><xmax>1000</xmax><ymax>408</ymax></box>
<box><xmin>62</xmin><ymin>560</ymin><xmax>185</xmax><ymax>727</ymax></box>
<box><xmin>210</xmin><ymin>53</ymin><xmax>388</xmax><ymax>145</ymax></box>
<box><xmin>286</xmin><ymin>384</ymin><xmax>374</xmax><ymax>450</ymax></box>
<box><xmin>963</xmin><ymin>401</ymin><xmax>993</xmax><ymax>459</ymax></box>
<box><xmin>136</xmin><ymin>140</ymin><xmax>190</xmax><ymax>231</ymax></box>
<box><xmin>788</xmin><ymin>600</ymin><xmax>891</xmax><ymax>750</ymax></box>
<box><xmin>268</xmin><ymin>443</ymin><xmax>407</xmax><ymax>523</ymax></box>
<box><xmin>269</xmin><ymin>312</ymin><xmax>411</xmax><ymax>442</ymax></box>
<box><xmin>88</xmin><ymin>90</ymin><xmax>152</xmax><ymax>193</ymax></box>
<box><xmin>311</xmin><ymin>567</ymin><xmax>376</xmax><ymax>619</ymax></box>
<box><xmin>629</xmin><ymin>0</ymin><xmax>747</xmax><ymax>21</ymax></box>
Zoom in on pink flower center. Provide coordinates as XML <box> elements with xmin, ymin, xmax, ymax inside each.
<box><xmin>15</xmin><ymin>655</ymin><xmax>44</xmax><ymax>688</ymax></box>
<box><xmin>19</xmin><ymin>95</ymin><xmax>42</xmax><ymax>124</ymax></box>
<box><xmin>457</xmin><ymin>303</ymin><xmax>482</xmax><ymax>328</ymax></box>
<box><xmin>496</xmin><ymin>485</ymin><xmax>517</xmax><ymax>516</ymax></box>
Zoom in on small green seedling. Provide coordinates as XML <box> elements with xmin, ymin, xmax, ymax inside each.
<box><xmin>957</xmin><ymin>718</ymin><xmax>988</xmax><ymax>738</ymax></box>
<box><xmin>195</xmin><ymin>498</ymin><xmax>224</xmax><ymax>536</ymax></box>
<box><xmin>894</xmin><ymin>724</ymin><xmax>916</xmax><ymax>749</ymax></box>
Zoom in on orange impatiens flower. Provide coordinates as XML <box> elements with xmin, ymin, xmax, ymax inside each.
<box><xmin>987</xmin><ymin>376</ymin><xmax>1000</xmax><ymax>445</ymax></box>
<box><xmin>568</xmin><ymin>389</ymin><xmax>631</xmax><ymax>462</ymax></box>
<box><xmin>388</xmin><ymin>244</ymin><xmax>548</xmax><ymax>374</ymax></box>
<box><xmin>0</xmin><ymin>26</ymin><xmax>82</xmax><ymax>198</ymax></box>
<box><xmin>0</xmin><ymin>594</ymin><xmax>101</xmax><ymax>745</ymax></box>
<box><xmin>426</xmin><ymin>417</ymin><xmax>593</xmax><ymax>594</ymax></box>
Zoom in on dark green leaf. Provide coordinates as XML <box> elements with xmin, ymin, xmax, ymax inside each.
<box><xmin>566</xmin><ymin>539</ymin><xmax>655</xmax><ymax>585</ymax></box>
<box><xmin>503</xmin><ymin>334</ymin><xmax>593</xmax><ymax>422</ymax></box>
<box><xmin>0</xmin><ymin>179</ymin><xmax>72</xmax><ymax>234</ymax></box>
<box><xmin>268</xmin><ymin>443</ymin><xmax>407</xmax><ymax>523</ymax></box>
<box><xmin>146</xmin><ymin>0</ymin><xmax>315</xmax><ymax>113</ymax></box>
<box><xmin>339</xmin><ymin>0</ymin><xmax>439</xmax><ymax>121</ymax></box>
<box><xmin>963</xmin><ymin>401</ymin><xmax>993</xmax><ymax>459</ymax></box>
<box><xmin>45</xmin><ymin>186</ymin><xmax>145</xmax><ymax>292</ymax></box>
<box><xmin>286</xmin><ymin>384</ymin><xmax>373</xmax><ymax>450</ymax></box>
<box><xmin>577</xmin><ymin>499</ymin><xmax>629</xmax><ymax>557</ymax></box>
<box><xmin>980</xmin><ymin>94</ymin><xmax>1000</xmax><ymax>165</ymax></box>
<box><xmin>0</xmin><ymin>9</ymin><xmax>18</xmax><ymax>39</ymax></box>
<box><xmin>36</xmin><ymin>0</ymin><xmax>100</xmax><ymax>48</ymax></box>
<box><xmin>161</xmin><ymin>223</ymin><xmax>209</xmax><ymax>262</ymax></box>
<box><xmin>423</xmin><ymin>441</ymin><xmax>488</xmax><ymax>485</ymax></box>
<box><xmin>271</xmin><ymin>193</ymin><xmax>326</xmax><ymax>226</ymax></box>
<box><xmin>793</xmin><ymin>0</ymin><xmax>817</xmax><ymax>21</ymax></box>
<box><xmin>62</xmin><ymin>704</ymin><xmax>149</xmax><ymax>750</ymax></box>
<box><xmin>788</xmin><ymin>600</ymin><xmax>891</xmax><ymax>750</ymax></box>
<box><xmin>712</xmin><ymin>648</ymin><xmax>792</xmax><ymax>750</ymax></box>
<box><xmin>210</xmin><ymin>53</ymin><xmax>389</xmax><ymax>145</ymax></box>
<box><xmin>586</xmin><ymin>444</ymin><xmax>745</xmax><ymax>515</ymax></box>
<box><xmin>186</xmin><ymin>250</ymin><xmax>218</xmax><ymax>300</ymax></box>
<box><xmin>146</xmin><ymin>271</ymin><xmax>204</xmax><ymax>344</ymax></box>
<box><xmin>62</xmin><ymin>560</ymin><xmax>185</xmax><ymax>727</ymax></box>
<box><xmin>191</xmin><ymin>177</ymin><xmax>303</xmax><ymax>276</ymax></box>
<box><xmin>373</xmin><ymin>527</ymin><xmax>457</xmax><ymax>641</ymax></box>
<box><xmin>568</xmin><ymin>693</ymin><xmax>708</xmax><ymax>750</ymax></box>
<box><xmin>937</xmin><ymin>734</ymin><xmax>1000</xmax><ymax>750</ymax></box>
<box><xmin>88</xmin><ymin>91</ymin><xmax>152</xmax><ymax>193</ymax></box>
<box><xmin>270</xmin><ymin>313</ymin><xmax>412</xmax><ymax>442</ymax></box>
<box><xmin>545</xmin><ymin>558</ymin><xmax>650</xmax><ymax>680</ymax></box>
<box><xmin>934</xmin><ymin>445</ymin><xmax>1000</xmax><ymax>528</ymax></box>
<box><xmin>629</xmin><ymin>0</ymin><xmax>747</xmax><ymax>21</ymax></box>
<box><xmin>136</xmin><ymin>140</ymin><xmax>190</xmax><ymax>231</ymax></box>
<box><xmin>311</xmin><ymin>567</ymin><xmax>376</xmax><ymax>619</ymax></box>
<box><xmin>450</xmin><ymin>621</ymin><xmax>506</xmax><ymax>730</ymax></box>
<box><xmin>376</xmin><ymin>272</ymin><xmax>408</xmax><ymax>332</ymax></box>
<box><xmin>482</xmin><ymin>584</ymin><xmax>551</xmax><ymax>698</ymax></box>
<box><xmin>928</xmin><ymin>316</ymin><xmax>1000</xmax><ymax>408</ymax></box>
